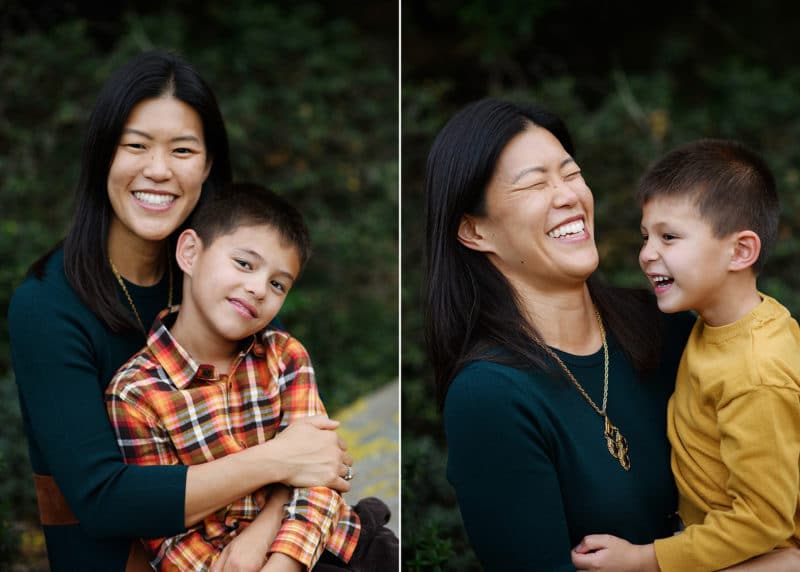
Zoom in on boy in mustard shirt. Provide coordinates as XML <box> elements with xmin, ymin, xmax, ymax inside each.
<box><xmin>571</xmin><ymin>139</ymin><xmax>800</xmax><ymax>571</ymax></box>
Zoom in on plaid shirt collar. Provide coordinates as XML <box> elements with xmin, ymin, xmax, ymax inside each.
<box><xmin>146</xmin><ymin>306</ymin><xmax>260</xmax><ymax>389</ymax></box>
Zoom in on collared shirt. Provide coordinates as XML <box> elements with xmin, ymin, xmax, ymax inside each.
<box><xmin>105</xmin><ymin>307</ymin><xmax>360</xmax><ymax>571</ymax></box>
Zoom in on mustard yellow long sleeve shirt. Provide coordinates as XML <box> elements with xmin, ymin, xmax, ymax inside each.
<box><xmin>654</xmin><ymin>295</ymin><xmax>800</xmax><ymax>572</ymax></box>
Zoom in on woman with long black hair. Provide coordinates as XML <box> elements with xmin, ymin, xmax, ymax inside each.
<box><xmin>9</xmin><ymin>50</ymin><xmax>352</xmax><ymax>571</ymax></box>
<box><xmin>423</xmin><ymin>98</ymin><xmax>798</xmax><ymax>571</ymax></box>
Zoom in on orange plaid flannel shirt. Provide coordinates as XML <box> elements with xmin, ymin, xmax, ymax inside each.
<box><xmin>105</xmin><ymin>307</ymin><xmax>360</xmax><ymax>570</ymax></box>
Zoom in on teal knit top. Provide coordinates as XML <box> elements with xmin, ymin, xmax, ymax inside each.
<box><xmin>444</xmin><ymin>312</ymin><xmax>695</xmax><ymax>571</ymax></box>
<box><xmin>8</xmin><ymin>248</ymin><xmax>187</xmax><ymax>571</ymax></box>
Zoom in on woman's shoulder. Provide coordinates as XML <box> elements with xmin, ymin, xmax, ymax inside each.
<box><xmin>445</xmin><ymin>359</ymin><xmax>549</xmax><ymax>416</ymax></box>
<box><xmin>9</xmin><ymin>247</ymin><xmax>93</xmax><ymax>334</ymax></box>
<box><xmin>10</xmin><ymin>247</ymin><xmax>70</xmax><ymax>302</ymax></box>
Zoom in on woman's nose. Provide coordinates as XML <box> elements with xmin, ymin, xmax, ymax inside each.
<box><xmin>142</xmin><ymin>151</ymin><xmax>172</xmax><ymax>181</ymax></box>
<box><xmin>552</xmin><ymin>180</ymin><xmax>579</xmax><ymax>207</ymax></box>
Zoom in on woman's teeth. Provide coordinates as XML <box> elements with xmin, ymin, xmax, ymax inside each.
<box><xmin>548</xmin><ymin>220</ymin><xmax>585</xmax><ymax>238</ymax></box>
<box><xmin>134</xmin><ymin>192</ymin><xmax>175</xmax><ymax>206</ymax></box>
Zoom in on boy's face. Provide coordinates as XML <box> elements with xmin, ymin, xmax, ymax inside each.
<box><xmin>639</xmin><ymin>195</ymin><xmax>734</xmax><ymax>316</ymax></box>
<box><xmin>186</xmin><ymin>224</ymin><xmax>301</xmax><ymax>343</ymax></box>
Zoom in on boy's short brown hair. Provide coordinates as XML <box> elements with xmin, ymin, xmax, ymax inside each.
<box><xmin>188</xmin><ymin>182</ymin><xmax>311</xmax><ymax>269</ymax></box>
<box><xmin>636</xmin><ymin>139</ymin><xmax>779</xmax><ymax>273</ymax></box>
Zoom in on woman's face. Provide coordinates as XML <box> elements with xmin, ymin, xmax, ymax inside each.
<box><xmin>107</xmin><ymin>96</ymin><xmax>212</xmax><ymax>246</ymax></box>
<box><xmin>464</xmin><ymin>125</ymin><xmax>598</xmax><ymax>291</ymax></box>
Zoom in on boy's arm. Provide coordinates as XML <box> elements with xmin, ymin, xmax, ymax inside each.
<box><xmin>264</xmin><ymin>332</ymin><xmax>360</xmax><ymax>570</ymax></box>
<box><xmin>654</xmin><ymin>386</ymin><xmax>800</xmax><ymax>571</ymax></box>
<box><xmin>209</xmin><ymin>486</ymin><xmax>291</xmax><ymax>572</ymax></box>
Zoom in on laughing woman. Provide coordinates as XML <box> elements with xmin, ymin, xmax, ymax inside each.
<box><xmin>422</xmin><ymin>98</ymin><xmax>799</xmax><ymax>571</ymax></box>
<box><xmin>8</xmin><ymin>51</ymin><xmax>352</xmax><ymax>571</ymax></box>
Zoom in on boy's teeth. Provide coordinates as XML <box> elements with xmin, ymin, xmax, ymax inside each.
<box><xmin>134</xmin><ymin>192</ymin><xmax>175</xmax><ymax>206</ymax></box>
<box><xmin>547</xmin><ymin>219</ymin><xmax>585</xmax><ymax>238</ymax></box>
<box><xmin>653</xmin><ymin>276</ymin><xmax>672</xmax><ymax>283</ymax></box>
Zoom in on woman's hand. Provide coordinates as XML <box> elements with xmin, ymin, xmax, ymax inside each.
<box><xmin>185</xmin><ymin>415</ymin><xmax>352</xmax><ymax>526</ymax></box>
<box><xmin>571</xmin><ymin>535</ymin><xmax>660</xmax><ymax>572</ymax></box>
<box><xmin>267</xmin><ymin>415</ymin><xmax>353</xmax><ymax>492</ymax></box>
<box><xmin>720</xmin><ymin>548</ymin><xmax>800</xmax><ymax>571</ymax></box>
<box><xmin>209</xmin><ymin>486</ymin><xmax>291</xmax><ymax>572</ymax></box>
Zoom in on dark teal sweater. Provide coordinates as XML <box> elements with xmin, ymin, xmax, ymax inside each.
<box><xmin>8</xmin><ymin>248</ymin><xmax>187</xmax><ymax>571</ymax></box>
<box><xmin>444</xmin><ymin>312</ymin><xmax>695</xmax><ymax>571</ymax></box>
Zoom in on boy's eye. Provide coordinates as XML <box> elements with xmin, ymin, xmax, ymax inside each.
<box><xmin>564</xmin><ymin>170</ymin><xmax>582</xmax><ymax>180</ymax></box>
<box><xmin>662</xmin><ymin>233</ymin><xmax>676</xmax><ymax>241</ymax></box>
<box><xmin>270</xmin><ymin>280</ymin><xmax>287</xmax><ymax>293</ymax></box>
<box><xmin>235</xmin><ymin>259</ymin><xmax>252</xmax><ymax>270</ymax></box>
<box><xmin>641</xmin><ymin>234</ymin><xmax>649</xmax><ymax>243</ymax></box>
<box><xmin>124</xmin><ymin>143</ymin><xmax>146</xmax><ymax>150</ymax></box>
<box><xmin>174</xmin><ymin>147</ymin><xmax>194</xmax><ymax>155</ymax></box>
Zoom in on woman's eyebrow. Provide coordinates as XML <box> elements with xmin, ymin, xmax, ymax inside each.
<box><xmin>511</xmin><ymin>158</ymin><xmax>576</xmax><ymax>184</ymax></box>
<box><xmin>511</xmin><ymin>165</ymin><xmax>545</xmax><ymax>184</ymax></box>
<box><xmin>122</xmin><ymin>128</ymin><xmax>201</xmax><ymax>144</ymax></box>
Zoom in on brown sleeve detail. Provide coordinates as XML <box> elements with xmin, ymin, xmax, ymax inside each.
<box><xmin>33</xmin><ymin>473</ymin><xmax>78</xmax><ymax>526</ymax></box>
<box><xmin>125</xmin><ymin>540</ymin><xmax>154</xmax><ymax>572</ymax></box>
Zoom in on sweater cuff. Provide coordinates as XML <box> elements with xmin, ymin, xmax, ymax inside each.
<box><xmin>653</xmin><ymin>534</ymin><xmax>698</xmax><ymax>572</ymax></box>
<box><xmin>269</xmin><ymin>519</ymin><xmax>323</xmax><ymax>570</ymax></box>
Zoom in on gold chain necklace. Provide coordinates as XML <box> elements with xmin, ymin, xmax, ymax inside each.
<box><xmin>542</xmin><ymin>310</ymin><xmax>631</xmax><ymax>471</ymax></box>
<box><xmin>109</xmin><ymin>257</ymin><xmax>173</xmax><ymax>334</ymax></box>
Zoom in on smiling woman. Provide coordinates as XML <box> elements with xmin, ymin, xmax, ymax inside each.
<box><xmin>7</xmin><ymin>50</ymin><xmax>354</xmax><ymax>571</ymax></box>
<box><xmin>457</xmin><ymin>126</ymin><xmax>599</xmax><ymax>298</ymax></box>
<box><xmin>107</xmin><ymin>96</ymin><xmax>212</xmax><ymax>261</ymax></box>
<box><xmin>422</xmin><ymin>98</ymin><xmax>694</xmax><ymax>570</ymax></box>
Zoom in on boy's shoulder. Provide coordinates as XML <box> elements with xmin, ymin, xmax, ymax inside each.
<box><xmin>105</xmin><ymin>344</ymin><xmax>165</xmax><ymax>399</ymax></box>
<box><xmin>262</xmin><ymin>326</ymin><xmax>311</xmax><ymax>362</ymax></box>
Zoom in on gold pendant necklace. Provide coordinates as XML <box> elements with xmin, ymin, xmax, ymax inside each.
<box><xmin>542</xmin><ymin>310</ymin><xmax>631</xmax><ymax>471</ymax></box>
<box><xmin>109</xmin><ymin>257</ymin><xmax>173</xmax><ymax>334</ymax></box>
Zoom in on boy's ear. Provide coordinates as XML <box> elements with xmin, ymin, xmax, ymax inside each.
<box><xmin>728</xmin><ymin>230</ymin><xmax>761</xmax><ymax>272</ymax></box>
<box><xmin>457</xmin><ymin>215</ymin><xmax>494</xmax><ymax>253</ymax></box>
<box><xmin>175</xmin><ymin>229</ymin><xmax>202</xmax><ymax>277</ymax></box>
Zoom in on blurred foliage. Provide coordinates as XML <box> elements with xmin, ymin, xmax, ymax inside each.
<box><xmin>0</xmin><ymin>0</ymin><xmax>397</xmax><ymax>566</ymax></box>
<box><xmin>403</xmin><ymin>1</ymin><xmax>800</xmax><ymax>568</ymax></box>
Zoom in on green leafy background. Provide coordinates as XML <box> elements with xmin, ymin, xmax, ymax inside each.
<box><xmin>403</xmin><ymin>2</ymin><xmax>800</xmax><ymax>569</ymax></box>
<box><xmin>0</xmin><ymin>1</ymin><xmax>397</xmax><ymax>567</ymax></box>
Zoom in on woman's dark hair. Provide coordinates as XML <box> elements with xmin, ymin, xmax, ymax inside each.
<box><xmin>423</xmin><ymin>98</ymin><xmax>662</xmax><ymax>406</ymax></box>
<box><xmin>32</xmin><ymin>49</ymin><xmax>232</xmax><ymax>332</ymax></box>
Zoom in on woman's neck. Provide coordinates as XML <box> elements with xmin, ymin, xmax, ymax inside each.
<box><xmin>515</xmin><ymin>280</ymin><xmax>602</xmax><ymax>355</ymax></box>
<box><xmin>107</xmin><ymin>219</ymin><xmax>166</xmax><ymax>286</ymax></box>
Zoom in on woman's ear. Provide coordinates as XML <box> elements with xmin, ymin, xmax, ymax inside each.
<box><xmin>175</xmin><ymin>229</ymin><xmax>202</xmax><ymax>277</ymax></box>
<box><xmin>728</xmin><ymin>230</ymin><xmax>761</xmax><ymax>272</ymax></box>
<box><xmin>457</xmin><ymin>215</ymin><xmax>493</xmax><ymax>253</ymax></box>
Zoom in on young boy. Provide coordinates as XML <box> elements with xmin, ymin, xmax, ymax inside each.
<box><xmin>572</xmin><ymin>139</ymin><xmax>800</xmax><ymax>571</ymax></box>
<box><xmin>105</xmin><ymin>183</ymin><xmax>362</xmax><ymax>572</ymax></box>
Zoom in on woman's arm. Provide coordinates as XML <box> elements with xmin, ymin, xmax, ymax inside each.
<box><xmin>185</xmin><ymin>415</ymin><xmax>351</xmax><ymax>526</ymax></box>
<box><xmin>444</xmin><ymin>364</ymin><xmax>575</xmax><ymax>571</ymax></box>
<box><xmin>721</xmin><ymin>548</ymin><xmax>800</xmax><ymax>571</ymax></box>
<box><xmin>9</xmin><ymin>282</ymin><xmax>349</xmax><ymax>538</ymax></box>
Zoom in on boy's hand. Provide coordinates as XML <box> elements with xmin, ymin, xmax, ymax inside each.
<box><xmin>270</xmin><ymin>415</ymin><xmax>353</xmax><ymax>492</ymax></box>
<box><xmin>571</xmin><ymin>535</ymin><xmax>660</xmax><ymax>572</ymax></box>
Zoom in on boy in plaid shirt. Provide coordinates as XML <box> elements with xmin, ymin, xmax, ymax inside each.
<box><xmin>106</xmin><ymin>183</ymin><xmax>363</xmax><ymax>571</ymax></box>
